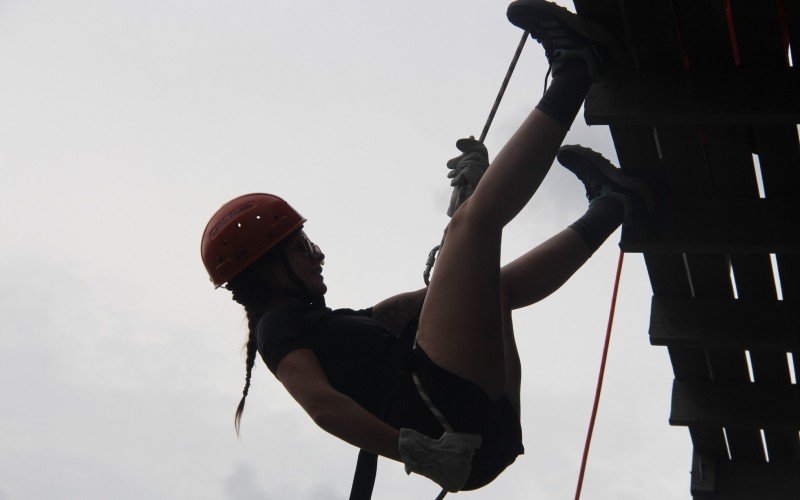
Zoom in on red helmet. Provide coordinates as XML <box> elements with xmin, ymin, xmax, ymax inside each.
<box><xmin>201</xmin><ymin>193</ymin><xmax>306</xmax><ymax>288</ymax></box>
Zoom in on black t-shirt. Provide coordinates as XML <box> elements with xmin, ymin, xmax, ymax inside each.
<box><xmin>256</xmin><ymin>304</ymin><xmax>411</xmax><ymax>417</ymax></box>
<box><xmin>256</xmin><ymin>303</ymin><xmax>522</xmax><ymax>488</ymax></box>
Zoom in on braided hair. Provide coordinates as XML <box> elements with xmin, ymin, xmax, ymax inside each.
<box><xmin>228</xmin><ymin>269</ymin><xmax>269</xmax><ymax>437</ymax></box>
<box><xmin>225</xmin><ymin>241</ymin><xmax>321</xmax><ymax>437</ymax></box>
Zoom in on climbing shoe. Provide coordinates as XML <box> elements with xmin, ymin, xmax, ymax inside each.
<box><xmin>557</xmin><ymin>145</ymin><xmax>654</xmax><ymax>225</ymax></box>
<box><xmin>506</xmin><ymin>0</ymin><xmax>626</xmax><ymax>81</ymax></box>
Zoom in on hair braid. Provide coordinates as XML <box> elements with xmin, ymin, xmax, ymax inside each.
<box><xmin>229</xmin><ymin>275</ymin><xmax>268</xmax><ymax>437</ymax></box>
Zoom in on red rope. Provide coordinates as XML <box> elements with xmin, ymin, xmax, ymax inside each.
<box><xmin>724</xmin><ymin>0</ymin><xmax>742</xmax><ymax>68</ymax></box>
<box><xmin>574</xmin><ymin>249</ymin><xmax>624</xmax><ymax>500</ymax></box>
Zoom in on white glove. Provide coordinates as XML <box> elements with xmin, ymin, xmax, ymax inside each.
<box><xmin>446</xmin><ymin>136</ymin><xmax>489</xmax><ymax>217</ymax></box>
<box><xmin>398</xmin><ymin>428</ymin><xmax>482</xmax><ymax>492</ymax></box>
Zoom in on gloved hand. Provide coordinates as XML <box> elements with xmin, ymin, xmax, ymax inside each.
<box><xmin>398</xmin><ymin>427</ymin><xmax>482</xmax><ymax>492</ymax></box>
<box><xmin>446</xmin><ymin>136</ymin><xmax>489</xmax><ymax>217</ymax></box>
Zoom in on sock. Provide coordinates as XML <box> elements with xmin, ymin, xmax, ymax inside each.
<box><xmin>535</xmin><ymin>58</ymin><xmax>592</xmax><ymax>128</ymax></box>
<box><xmin>568</xmin><ymin>196</ymin><xmax>625</xmax><ymax>253</ymax></box>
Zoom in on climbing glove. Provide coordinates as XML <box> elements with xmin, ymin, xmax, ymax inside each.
<box><xmin>446</xmin><ymin>136</ymin><xmax>489</xmax><ymax>217</ymax></box>
<box><xmin>398</xmin><ymin>427</ymin><xmax>482</xmax><ymax>492</ymax></box>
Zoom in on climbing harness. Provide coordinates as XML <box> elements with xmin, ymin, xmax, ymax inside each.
<box><xmin>574</xmin><ymin>250</ymin><xmax>624</xmax><ymax>500</ymax></box>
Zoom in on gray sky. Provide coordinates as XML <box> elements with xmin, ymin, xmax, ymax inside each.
<box><xmin>0</xmin><ymin>1</ymin><xmax>691</xmax><ymax>498</ymax></box>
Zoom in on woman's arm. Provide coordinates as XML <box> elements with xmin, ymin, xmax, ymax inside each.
<box><xmin>276</xmin><ymin>348</ymin><xmax>402</xmax><ymax>461</ymax></box>
<box><xmin>371</xmin><ymin>288</ymin><xmax>427</xmax><ymax>336</ymax></box>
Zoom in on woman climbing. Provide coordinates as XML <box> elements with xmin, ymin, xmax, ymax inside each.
<box><xmin>201</xmin><ymin>0</ymin><xmax>652</xmax><ymax>495</ymax></box>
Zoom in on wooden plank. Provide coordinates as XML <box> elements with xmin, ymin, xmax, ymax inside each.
<box><xmin>701</xmin><ymin>123</ymin><xmax>796</xmax><ymax>464</ymax></box>
<box><xmin>668</xmin><ymin>346</ymin><xmax>713</xmax><ymax>381</ymax></box>
<box><xmin>608</xmin><ymin>122</ymin><xmax>729</xmax><ymax>456</ymax></box>
<box><xmin>753</xmin><ymin>125</ymin><xmax>800</xmax><ymax>301</ymax></box>
<box><xmin>746</xmin><ymin>124</ymin><xmax>800</xmax><ymax>462</ymax></box>
<box><xmin>650</xmin><ymin>296</ymin><xmax>800</xmax><ymax>351</ymax></box>
<box><xmin>692</xmin><ymin>459</ymin><xmax>800</xmax><ymax>500</ymax></box>
<box><xmin>616</xmin><ymin>0</ymin><xmax>684</xmax><ymax>69</ymax></box>
<box><xmin>670</xmin><ymin>379</ymin><xmax>800</xmax><ymax>431</ymax></box>
<box><xmin>732</xmin><ymin>253</ymin><xmax>790</xmax><ymax>384</ymax></box>
<box><xmin>700</xmin><ymin>2</ymin><xmax>799</xmax><ymax>463</ymax></box>
<box><xmin>753</xmin><ymin>125</ymin><xmax>800</xmax><ymax>196</ymax></box>
<box><xmin>730</xmin><ymin>0</ymin><xmax>787</xmax><ymax>68</ymax></box>
<box><xmin>682</xmin><ymin>253</ymin><xmax>765</xmax><ymax>461</ymax></box>
<box><xmin>666</xmin><ymin>5</ymin><xmax>779</xmax><ymax>442</ymax></box>
<box><xmin>642</xmin><ymin>254</ymin><xmax>690</xmax><ymax>296</ymax></box>
<box><xmin>573</xmin><ymin>0</ymin><xmax>629</xmax><ymax>57</ymax></box>
<box><xmin>621</xmin><ymin>197</ymin><xmax>800</xmax><ymax>254</ymax></box>
<box><xmin>784</xmin><ymin>0</ymin><xmax>800</xmax><ymax>67</ymax></box>
<box><xmin>577</xmin><ymin>0</ymin><xmax>685</xmax><ymax>69</ymax></box>
<box><xmin>654</xmin><ymin>125</ymin><xmax>712</xmax><ymax>195</ymax></box>
<box><xmin>655</xmin><ymin>122</ymin><xmax>752</xmax><ymax>458</ymax></box>
<box><xmin>691</xmin><ymin>449</ymin><xmax>716</xmax><ymax>494</ymax></box>
<box><xmin>585</xmin><ymin>69</ymin><xmax>800</xmax><ymax>125</ymax></box>
<box><xmin>701</xmin><ymin>125</ymin><xmax>757</xmax><ymax>195</ymax></box>
<box><xmin>672</xmin><ymin>0</ymin><xmax>735</xmax><ymax>68</ymax></box>
<box><xmin>608</xmin><ymin>125</ymin><xmax>664</xmax><ymax>245</ymax></box>
<box><xmin>610</xmin><ymin>124</ymin><xmax>668</xmax><ymax>185</ymax></box>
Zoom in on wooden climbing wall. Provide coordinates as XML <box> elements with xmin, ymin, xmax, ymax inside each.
<box><xmin>573</xmin><ymin>1</ymin><xmax>800</xmax><ymax>498</ymax></box>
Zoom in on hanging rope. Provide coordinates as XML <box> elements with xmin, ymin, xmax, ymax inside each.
<box><xmin>424</xmin><ymin>30</ymin><xmax>528</xmax><ymax>286</ymax></box>
<box><xmin>574</xmin><ymin>249</ymin><xmax>624</xmax><ymax>500</ymax></box>
<box><xmin>479</xmin><ymin>30</ymin><xmax>530</xmax><ymax>143</ymax></box>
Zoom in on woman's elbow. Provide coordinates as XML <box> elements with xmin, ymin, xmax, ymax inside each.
<box><xmin>310</xmin><ymin>405</ymin><xmax>345</xmax><ymax>431</ymax></box>
<box><xmin>306</xmin><ymin>393</ymin><xmax>341</xmax><ymax>428</ymax></box>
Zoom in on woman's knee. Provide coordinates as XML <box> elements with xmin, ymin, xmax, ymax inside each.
<box><xmin>447</xmin><ymin>201</ymin><xmax>502</xmax><ymax>238</ymax></box>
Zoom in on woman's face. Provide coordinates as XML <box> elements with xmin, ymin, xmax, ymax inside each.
<box><xmin>282</xmin><ymin>230</ymin><xmax>327</xmax><ymax>296</ymax></box>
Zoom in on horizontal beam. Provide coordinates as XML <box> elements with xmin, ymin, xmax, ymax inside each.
<box><xmin>621</xmin><ymin>197</ymin><xmax>800</xmax><ymax>254</ymax></box>
<box><xmin>650</xmin><ymin>296</ymin><xmax>800</xmax><ymax>351</ymax></box>
<box><xmin>692</xmin><ymin>451</ymin><xmax>800</xmax><ymax>499</ymax></box>
<box><xmin>670</xmin><ymin>379</ymin><xmax>800</xmax><ymax>431</ymax></box>
<box><xmin>585</xmin><ymin>69</ymin><xmax>800</xmax><ymax>125</ymax></box>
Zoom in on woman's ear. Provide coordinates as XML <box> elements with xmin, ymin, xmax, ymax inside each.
<box><xmin>253</xmin><ymin>249</ymin><xmax>291</xmax><ymax>290</ymax></box>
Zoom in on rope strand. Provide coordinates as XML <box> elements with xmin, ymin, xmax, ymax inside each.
<box><xmin>478</xmin><ymin>30</ymin><xmax>529</xmax><ymax>143</ymax></box>
<box><xmin>574</xmin><ymin>249</ymin><xmax>624</xmax><ymax>500</ymax></box>
<box><xmin>424</xmin><ymin>31</ymin><xmax>529</xmax><ymax>285</ymax></box>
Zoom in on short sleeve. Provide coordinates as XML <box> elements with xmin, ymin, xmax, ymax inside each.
<box><xmin>256</xmin><ymin>308</ymin><xmax>310</xmax><ymax>375</ymax></box>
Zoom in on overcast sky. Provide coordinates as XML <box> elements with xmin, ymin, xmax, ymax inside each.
<box><xmin>0</xmin><ymin>1</ymin><xmax>692</xmax><ymax>499</ymax></box>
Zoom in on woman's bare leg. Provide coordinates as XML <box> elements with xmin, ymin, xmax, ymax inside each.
<box><xmin>417</xmin><ymin>110</ymin><xmax>568</xmax><ymax>401</ymax></box>
<box><xmin>499</xmin><ymin>228</ymin><xmax>598</xmax><ymax>416</ymax></box>
<box><xmin>500</xmin><ymin>297</ymin><xmax>522</xmax><ymax>414</ymax></box>
<box><xmin>501</xmin><ymin>227</ymin><xmax>592</xmax><ymax>310</ymax></box>
<box><xmin>417</xmin><ymin>2</ymin><xmax>621</xmax><ymax>401</ymax></box>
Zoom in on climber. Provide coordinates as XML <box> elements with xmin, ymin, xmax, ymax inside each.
<box><xmin>200</xmin><ymin>0</ymin><xmax>652</xmax><ymax>494</ymax></box>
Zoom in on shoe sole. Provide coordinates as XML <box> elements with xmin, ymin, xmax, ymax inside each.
<box><xmin>558</xmin><ymin>145</ymin><xmax>655</xmax><ymax>213</ymax></box>
<box><xmin>507</xmin><ymin>0</ymin><xmax>626</xmax><ymax>66</ymax></box>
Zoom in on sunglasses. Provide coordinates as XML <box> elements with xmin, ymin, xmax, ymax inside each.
<box><xmin>287</xmin><ymin>231</ymin><xmax>323</xmax><ymax>258</ymax></box>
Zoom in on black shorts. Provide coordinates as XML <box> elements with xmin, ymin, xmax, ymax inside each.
<box><xmin>413</xmin><ymin>347</ymin><xmax>525</xmax><ymax>490</ymax></box>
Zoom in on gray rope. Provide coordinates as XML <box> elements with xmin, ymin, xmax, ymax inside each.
<box><xmin>423</xmin><ymin>30</ymin><xmax>529</xmax><ymax>286</ymax></box>
<box><xmin>479</xmin><ymin>30</ymin><xmax>530</xmax><ymax>143</ymax></box>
